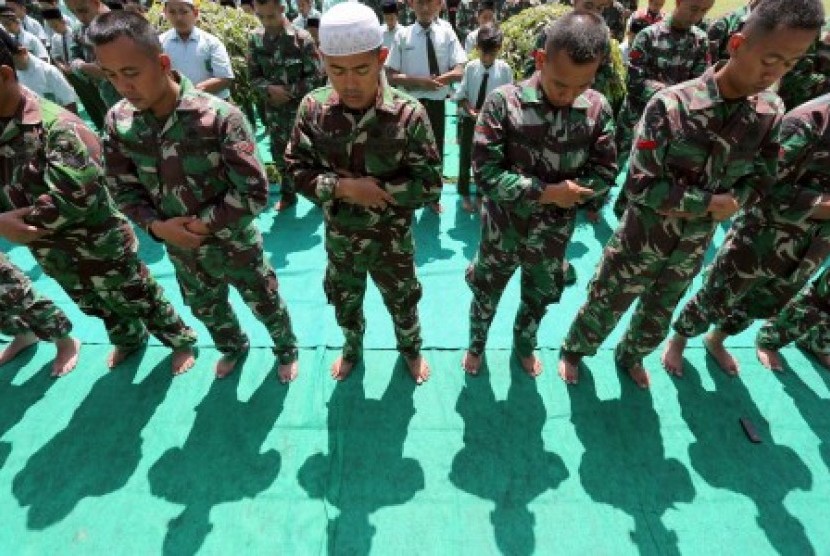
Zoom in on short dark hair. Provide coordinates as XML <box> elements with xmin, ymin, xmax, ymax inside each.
<box><xmin>253</xmin><ymin>0</ymin><xmax>282</xmax><ymax>5</ymax></box>
<box><xmin>544</xmin><ymin>11</ymin><xmax>609</xmax><ymax>64</ymax></box>
<box><xmin>743</xmin><ymin>0</ymin><xmax>824</xmax><ymax>38</ymax></box>
<box><xmin>86</xmin><ymin>10</ymin><xmax>161</xmax><ymax>55</ymax></box>
<box><xmin>0</xmin><ymin>28</ymin><xmax>20</xmax><ymax>78</ymax></box>
<box><xmin>476</xmin><ymin>23</ymin><xmax>503</xmax><ymax>52</ymax></box>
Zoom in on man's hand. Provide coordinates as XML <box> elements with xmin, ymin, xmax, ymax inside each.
<box><xmin>185</xmin><ymin>219</ymin><xmax>211</xmax><ymax>236</ymax></box>
<box><xmin>540</xmin><ymin>180</ymin><xmax>594</xmax><ymax>208</ymax></box>
<box><xmin>707</xmin><ymin>193</ymin><xmax>740</xmax><ymax>222</ymax></box>
<box><xmin>150</xmin><ymin>217</ymin><xmax>208</xmax><ymax>249</ymax></box>
<box><xmin>336</xmin><ymin>176</ymin><xmax>396</xmax><ymax>210</ymax></box>
<box><xmin>267</xmin><ymin>85</ymin><xmax>293</xmax><ymax>106</ymax></box>
<box><xmin>0</xmin><ymin>207</ymin><xmax>50</xmax><ymax>244</ymax></box>
<box><xmin>417</xmin><ymin>77</ymin><xmax>443</xmax><ymax>91</ymax></box>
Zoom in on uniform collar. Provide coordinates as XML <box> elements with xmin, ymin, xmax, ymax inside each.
<box><xmin>521</xmin><ymin>73</ymin><xmax>592</xmax><ymax>110</ymax></box>
<box><xmin>173</xmin><ymin>26</ymin><xmax>201</xmax><ymax>42</ymax></box>
<box><xmin>323</xmin><ymin>80</ymin><xmax>398</xmax><ymax>115</ymax></box>
<box><xmin>688</xmin><ymin>62</ymin><xmax>777</xmax><ymax>115</ymax></box>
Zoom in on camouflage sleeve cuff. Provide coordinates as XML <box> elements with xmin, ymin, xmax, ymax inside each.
<box><xmin>523</xmin><ymin>176</ymin><xmax>546</xmax><ymax>203</ymax></box>
<box><xmin>146</xmin><ymin>219</ymin><xmax>162</xmax><ymax>242</ymax></box>
<box><xmin>678</xmin><ymin>188</ymin><xmax>711</xmax><ymax>215</ymax></box>
<box><xmin>316</xmin><ymin>173</ymin><xmax>338</xmax><ymax>203</ymax></box>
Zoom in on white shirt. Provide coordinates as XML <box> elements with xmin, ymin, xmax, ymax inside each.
<box><xmin>159</xmin><ymin>27</ymin><xmax>235</xmax><ymax>99</ymax></box>
<box><xmin>50</xmin><ymin>31</ymin><xmax>76</xmax><ymax>63</ymax></box>
<box><xmin>292</xmin><ymin>8</ymin><xmax>321</xmax><ymax>30</ymax></box>
<box><xmin>18</xmin><ymin>57</ymin><xmax>77</xmax><ymax>107</ymax></box>
<box><xmin>22</xmin><ymin>14</ymin><xmax>47</xmax><ymax>43</ymax></box>
<box><xmin>381</xmin><ymin>22</ymin><xmax>403</xmax><ymax>50</ymax></box>
<box><xmin>464</xmin><ymin>27</ymin><xmax>478</xmax><ymax>55</ymax></box>
<box><xmin>15</xmin><ymin>29</ymin><xmax>49</xmax><ymax>62</ymax></box>
<box><xmin>385</xmin><ymin>19</ymin><xmax>467</xmax><ymax>101</ymax></box>
<box><xmin>453</xmin><ymin>58</ymin><xmax>512</xmax><ymax>110</ymax></box>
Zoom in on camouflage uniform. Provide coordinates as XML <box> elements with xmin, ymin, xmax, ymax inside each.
<box><xmin>602</xmin><ymin>1</ymin><xmax>627</xmax><ymax>43</ymax></box>
<box><xmin>561</xmin><ymin>64</ymin><xmax>784</xmax><ymax>368</ymax></box>
<box><xmin>285</xmin><ymin>84</ymin><xmax>442</xmax><ymax>363</ymax></box>
<box><xmin>247</xmin><ymin>22</ymin><xmax>319</xmax><ymax>206</ymax></box>
<box><xmin>455</xmin><ymin>0</ymin><xmax>479</xmax><ymax>44</ymax></box>
<box><xmin>756</xmin><ymin>265</ymin><xmax>830</xmax><ymax>355</ymax></box>
<box><xmin>0</xmin><ymin>252</ymin><xmax>72</xmax><ymax>341</ymax></box>
<box><xmin>614</xmin><ymin>16</ymin><xmax>710</xmax><ymax>213</ymax></box>
<box><xmin>468</xmin><ymin>73</ymin><xmax>617</xmax><ymax>357</ymax></box>
<box><xmin>103</xmin><ymin>74</ymin><xmax>298</xmax><ymax>363</ymax></box>
<box><xmin>1</xmin><ymin>88</ymin><xmax>196</xmax><ymax>351</ymax></box>
<box><xmin>627</xmin><ymin>8</ymin><xmax>665</xmax><ymax>36</ymax></box>
<box><xmin>673</xmin><ymin>94</ymin><xmax>830</xmax><ymax>339</ymax></box>
<box><xmin>778</xmin><ymin>21</ymin><xmax>830</xmax><ymax>110</ymax></box>
<box><xmin>707</xmin><ymin>3</ymin><xmax>750</xmax><ymax>63</ymax></box>
<box><xmin>499</xmin><ymin>0</ymin><xmax>530</xmax><ymax>20</ymax></box>
<box><xmin>68</xmin><ymin>19</ymin><xmax>122</xmax><ymax>125</ymax></box>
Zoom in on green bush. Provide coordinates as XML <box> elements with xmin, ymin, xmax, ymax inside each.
<box><xmin>500</xmin><ymin>4</ymin><xmax>627</xmax><ymax>106</ymax></box>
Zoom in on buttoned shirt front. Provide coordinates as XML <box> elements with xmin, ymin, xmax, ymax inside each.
<box><xmin>159</xmin><ymin>26</ymin><xmax>235</xmax><ymax>100</ymax></box>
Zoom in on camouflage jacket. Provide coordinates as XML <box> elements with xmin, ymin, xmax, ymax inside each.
<box><xmin>103</xmin><ymin>75</ymin><xmax>269</xmax><ymax>244</ymax></box>
<box><xmin>778</xmin><ymin>21</ymin><xmax>830</xmax><ymax>110</ymax></box>
<box><xmin>707</xmin><ymin>4</ymin><xmax>750</xmax><ymax>63</ymax></box>
<box><xmin>455</xmin><ymin>1</ymin><xmax>478</xmax><ymax>42</ymax></box>
<box><xmin>69</xmin><ymin>20</ymin><xmax>122</xmax><ymax>107</ymax></box>
<box><xmin>625</xmin><ymin>63</ymin><xmax>784</xmax><ymax>215</ymax></box>
<box><xmin>628</xmin><ymin>8</ymin><xmax>665</xmax><ymax>36</ymax></box>
<box><xmin>285</xmin><ymin>83</ymin><xmax>442</xmax><ymax>232</ymax></box>
<box><xmin>602</xmin><ymin>1</ymin><xmax>627</xmax><ymax>42</ymax></box>
<box><xmin>0</xmin><ymin>87</ymin><xmax>128</xmax><ymax>249</ymax></box>
<box><xmin>472</xmin><ymin>73</ymin><xmax>617</xmax><ymax>229</ymax></box>
<box><xmin>625</xmin><ymin>17</ymin><xmax>710</xmax><ymax>112</ymax></box>
<box><xmin>247</xmin><ymin>23</ymin><xmax>320</xmax><ymax>118</ymax></box>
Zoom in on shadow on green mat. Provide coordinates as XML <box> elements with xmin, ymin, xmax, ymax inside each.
<box><xmin>674</xmin><ymin>357</ymin><xmax>814</xmax><ymax>555</ymax></box>
<box><xmin>12</xmin><ymin>346</ymin><xmax>170</xmax><ymax>529</ymax></box>
<box><xmin>298</xmin><ymin>359</ymin><xmax>423</xmax><ymax>555</ymax></box>
<box><xmin>569</xmin><ymin>366</ymin><xmax>695</xmax><ymax>555</ymax></box>
<box><xmin>147</xmin><ymin>352</ymin><xmax>287</xmax><ymax>556</ymax></box>
<box><xmin>449</xmin><ymin>355</ymin><xmax>569</xmax><ymax>556</ymax></box>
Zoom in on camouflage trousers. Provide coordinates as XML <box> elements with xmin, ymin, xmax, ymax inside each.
<box><xmin>457</xmin><ymin>116</ymin><xmax>475</xmax><ymax>197</ymax></box>
<box><xmin>31</xmin><ymin>221</ymin><xmax>197</xmax><ymax>350</ymax></box>
<box><xmin>0</xmin><ymin>252</ymin><xmax>71</xmax><ymax>341</ymax></box>
<box><xmin>673</xmin><ymin>214</ymin><xmax>830</xmax><ymax>338</ymax></box>
<box><xmin>562</xmin><ymin>205</ymin><xmax>717</xmax><ymax>367</ymax></box>
<box><xmin>610</xmin><ymin>101</ymin><xmax>640</xmax><ymax>218</ymax></box>
<box><xmin>167</xmin><ymin>230</ymin><xmax>298</xmax><ymax>363</ymax></box>
<box><xmin>466</xmin><ymin>206</ymin><xmax>574</xmax><ymax>357</ymax></box>
<box><xmin>323</xmin><ymin>223</ymin><xmax>423</xmax><ymax>363</ymax></box>
<box><xmin>265</xmin><ymin>107</ymin><xmax>298</xmax><ymax>203</ymax></box>
<box><xmin>756</xmin><ymin>266</ymin><xmax>830</xmax><ymax>355</ymax></box>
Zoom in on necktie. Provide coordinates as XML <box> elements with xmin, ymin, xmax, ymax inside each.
<box><xmin>475</xmin><ymin>71</ymin><xmax>489</xmax><ymax>110</ymax></box>
<box><xmin>423</xmin><ymin>25</ymin><xmax>440</xmax><ymax>76</ymax></box>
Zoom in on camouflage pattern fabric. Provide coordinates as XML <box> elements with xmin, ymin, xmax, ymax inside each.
<box><xmin>627</xmin><ymin>8</ymin><xmax>664</xmax><ymax>36</ymax></box>
<box><xmin>706</xmin><ymin>3</ymin><xmax>750</xmax><ymax>62</ymax></box>
<box><xmin>1</xmin><ymin>88</ymin><xmax>195</xmax><ymax>350</ymax></box>
<box><xmin>500</xmin><ymin>0</ymin><xmax>531</xmax><ymax>20</ymax></box>
<box><xmin>285</xmin><ymin>83</ymin><xmax>441</xmax><ymax>362</ymax></box>
<box><xmin>469</xmin><ymin>74</ymin><xmax>617</xmax><ymax>357</ymax></box>
<box><xmin>69</xmin><ymin>20</ymin><xmax>122</xmax><ymax>108</ymax></box>
<box><xmin>0</xmin><ymin>252</ymin><xmax>72</xmax><ymax>341</ymax></box>
<box><xmin>247</xmin><ymin>23</ymin><xmax>319</xmax><ymax>204</ymax></box>
<box><xmin>562</xmin><ymin>64</ymin><xmax>784</xmax><ymax>368</ymax></box>
<box><xmin>602</xmin><ymin>1</ymin><xmax>627</xmax><ymax>42</ymax></box>
<box><xmin>455</xmin><ymin>0</ymin><xmax>479</xmax><ymax>44</ymax></box>
<box><xmin>103</xmin><ymin>74</ymin><xmax>297</xmax><ymax>362</ymax></box>
<box><xmin>778</xmin><ymin>21</ymin><xmax>830</xmax><ymax>110</ymax></box>
<box><xmin>615</xmin><ymin>17</ymin><xmax>710</xmax><ymax>204</ymax></box>
<box><xmin>673</xmin><ymin>94</ymin><xmax>830</xmax><ymax>338</ymax></box>
<box><xmin>756</xmin><ymin>265</ymin><xmax>830</xmax><ymax>354</ymax></box>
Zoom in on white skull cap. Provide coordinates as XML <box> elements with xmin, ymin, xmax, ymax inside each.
<box><xmin>319</xmin><ymin>2</ymin><xmax>383</xmax><ymax>56</ymax></box>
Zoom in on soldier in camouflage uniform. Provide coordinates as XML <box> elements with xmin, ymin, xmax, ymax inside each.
<box><xmin>249</xmin><ymin>0</ymin><xmax>320</xmax><ymax>211</ymax></box>
<box><xmin>464</xmin><ymin>12</ymin><xmax>616</xmax><ymax>376</ymax></box>
<box><xmin>0</xmin><ymin>253</ymin><xmax>79</xmax><ymax>375</ymax></box>
<box><xmin>65</xmin><ymin>0</ymin><xmax>121</xmax><ymax>128</ymax></box>
<box><xmin>613</xmin><ymin>0</ymin><xmax>713</xmax><ymax>214</ymax></box>
<box><xmin>778</xmin><ymin>20</ymin><xmax>830</xmax><ymax>110</ymax></box>
<box><xmin>664</xmin><ymin>93</ymin><xmax>830</xmax><ymax>376</ymax></box>
<box><xmin>558</xmin><ymin>0</ymin><xmax>824</xmax><ymax>388</ymax></box>
<box><xmin>91</xmin><ymin>11</ymin><xmax>299</xmax><ymax>382</ymax></box>
<box><xmin>0</xmin><ymin>32</ymin><xmax>198</xmax><ymax>375</ymax></box>
<box><xmin>756</xmin><ymin>266</ymin><xmax>830</xmax><ymax>370</ymax></box>
<box><xmin>455</xmin><ymin>0</ymin><xmax>480</xmax><ymax>45</ymax></box>
<box><xmin>602</xmin><ymin>0</ymin><xmax>627</xmax><ymax>42</ymax></box>
<box><xmin>286</xmin><ymin>3</ymin><xmax>441</xmax><ymax>384</ymax></box>
<box><xmin>706</xmin><ymin>0</ymin><xmax>761</xmax><ymax>63</ymax></box>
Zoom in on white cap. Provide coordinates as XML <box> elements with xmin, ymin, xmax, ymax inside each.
<box><xmin>319</xmin><ymin>2</ymin><xmax>383</xmax><ymax>56</ymax></box>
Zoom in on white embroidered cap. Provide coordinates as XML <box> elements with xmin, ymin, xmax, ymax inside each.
<box><xmin>319</xmin><ymin>2</ymin><xmax>383</xmax><ymax>56</ymax></box>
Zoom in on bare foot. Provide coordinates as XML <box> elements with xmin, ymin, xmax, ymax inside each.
<box><xmin>461</xmin><ymin>351</ymin><xmax>481</xmax><ymax>375</ymax></box>
<box><xmin>330</xmin><ymin>356</ymin><xmax>355</xmax><ymax>381</ymax></box>
<box><xmin>107</xmin><ymin>345</ymin><xmax>140</xmax><ymax>370</ymax></box>
<box><xmin>461</xmin><ymin>197</ymin><xmax>474</xmax><ymax>213</ymax></box>
<box><xmin>53</xmin><ymin>337</ymin><xmax>80</xmax><ymax>377</ymax></box>
<box><xmin>704</xmin><ymin>333</ymin><xmax>739</xmax><ymax>376</ymax></box>
<box><xmin>661</xmin><ymin>335</ymin><xmax>687</xmax><ymax>377</ymax></box>
<box><xmin>626</xmin><ymin>361</ymin><xmax>651</xmax><ymax>389</ymax></box>
<box><xmin>756</xmin><ymin>346</ymin><xmax>783</xmax><ymax>371</ymax></box>
<box><xmin>0</xmin><ymin>332</ymin><xmax>39</xmax><ymax>366</ymax></box>
<box><xmin>520</xmin><ymin>353</ymin><xmax>542</xmax><ymax>377</ymax></box>
<box><xmin>171</xmin><ymin>347</ymin><xmax>196</xmax><ymax>376</ymax></box>
<box><xmin>277</xmin><ymin>360</ymin><xmax>298</xmax><ymax>383</ymax></box>
<box><xmin>215</xmin><ymin>345</ymin><xmax>248</xmax><ymax>379</ymax></box>
<box><xmin>558</xmin><ymin>354</ymin><xmax>580</xmax><ymax>384</ymax></box>
<box><xmin>429</xmin><ymin>202</ymin><xmax>443</xmax><ymax>214</ymax></box>
<box><xmin>406</xmin><ymin>355</ymin><xmax>430</xmax><ymax>385</ymax></box>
